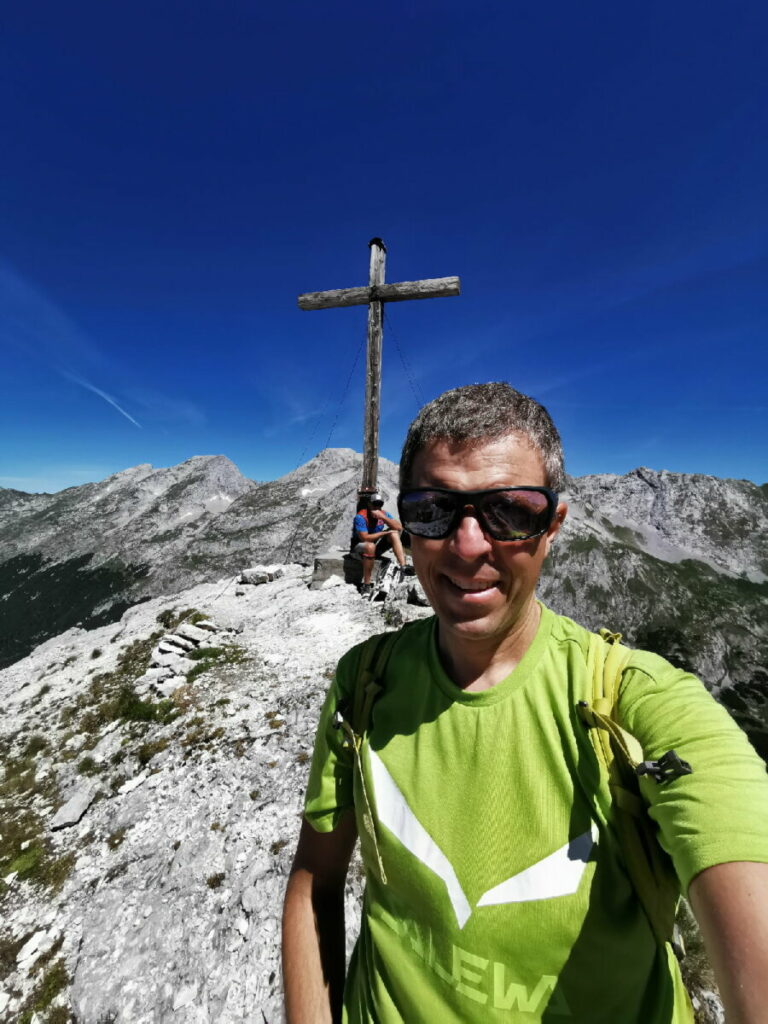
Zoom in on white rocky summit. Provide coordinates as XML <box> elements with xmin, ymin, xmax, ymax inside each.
<box><xmin>0</xmin><ymin>563</ymin><xmax>431</xmax><ymax>1023</ymax></box>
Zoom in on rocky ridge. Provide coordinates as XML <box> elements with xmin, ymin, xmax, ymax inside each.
<box><xmin>1</xmin><ymin>568</ymin><xmax>433</xmax><ymax>1022</ymax></box>
<box><xmin>0</xmin><ymin>450</ymin><xmax>400</xmax><ymax>669</ymax></box>
<box><xmin>1</xmin><ymin>449</ymin><xmax>766</xmax><ymax>737</ymax></box>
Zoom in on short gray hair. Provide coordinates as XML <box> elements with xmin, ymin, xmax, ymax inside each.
<box><xmin>399</xmin><ymin>382</ymin><xmax>565</xmax><ymax>492</ymax></box>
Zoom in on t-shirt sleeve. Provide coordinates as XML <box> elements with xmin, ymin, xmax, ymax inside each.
<box><xmin>304</xmin><ymin>649</ymin><xmax>357</xmax><ymax>833</ymax></box>
<box><xmin>618</xmin><ymin>652</ymin><xmax>768</xmax><ymax>894</ymax></box>
<box><xmin>353</xmin><ymin>513</ymin><xmax>367</xmax><ymax>537</ymax></box>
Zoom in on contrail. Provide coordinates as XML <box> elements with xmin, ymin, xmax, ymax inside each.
<box><xmin>63</xmin><ymin>372</ymin><xmax>142</xmax><ymax>428</ymax></box>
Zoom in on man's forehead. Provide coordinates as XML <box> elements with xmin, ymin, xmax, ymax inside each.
<box><xmin>409</xmin><ymin>432</ymin><xmax>547</xmax><ymax>485</ymax></box>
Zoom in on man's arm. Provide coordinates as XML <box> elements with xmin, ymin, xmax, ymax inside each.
<box><xmin>282</xmin><ymin>812</ymin><xmax>358</xmax><ymax>1024</ymax></box>
<box><xmin>371</xmin><ymin>509</ymin><xmax>403</xmax><ymax>531</ymax></box>
<box><xmin>688</xmin><ymin>861</ymin><xmax>768</xmax><ymax>1023</ymax></box>
<box><xmin>355</xmin><ymin>527</ymin><xmax>393</xmax><ymax>542</ymax></box>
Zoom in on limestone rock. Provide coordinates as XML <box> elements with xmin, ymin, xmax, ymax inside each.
<box><xmin>174</xmin><ymin>623</ymin><xmax>211</xmax><ymax>644</ymax></box>
<box><xmin>16</xmin><ymin>930</ymin><xmax>48</xmax><ymax>966</ymax></box>
<box><xmin>152</xmin><ymin>651</ymin><xmax>196</xmax><ymax>674</ymax></box>
<box><xmin>239</xmin><ymin>567</ymin><xmax>271</xmax><ymax>585</ymax></box>
<box><xmin>51</xmin><ymin>785</ymin><xmax>97</xmax><ymax>830</ymax></box>
<box><xmin>156</xmin><ymin>677</ymin><xmax>186</xmax><ymax>697</ymax></box>
<box><xmin>161</xmin><ymin>634</ymin><xmax>195</xmax><ymax>651</ymax></box>
<box><xmin>118</xmin><ymin>770</ymin><xmax>148</xmax><ymax>795</ymax></box>
<box><xmin>172</xmin><ymin>984</ymin><xmax>198</xmax><ymax>1010</ymax></box>
<box><xmin>240</xmin><ymin>886</ymin><xmax>259</xmax><ymax>914</ymax></box>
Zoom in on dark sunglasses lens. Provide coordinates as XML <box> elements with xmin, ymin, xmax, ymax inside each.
<box><xmin>400</xmin><ymin>491</ymin><xmax>456</xmax><ymax>538</ymax></box>
<box><xmin>481</xmin><ymin>490</ymin><xmax>552</xmax><ymax>540</ymax></box>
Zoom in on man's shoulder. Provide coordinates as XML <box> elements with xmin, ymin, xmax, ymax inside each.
<box><xmin>543</xmin><ymin>605</ymin><xmax>593</xmax><ymax>657</ymax></box>
<box><xmin>336</xmin><ymin>618</ymin><xmax>435</xmax><ymax>690</ymax></box>
<box><xmin>542</xmin><ymin>605</ymin><xmax>684</xmax><ymax>684</ymax></box>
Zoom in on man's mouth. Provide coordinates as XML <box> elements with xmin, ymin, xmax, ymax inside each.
<box><xmin>445</xmin><ymin>575</ymin><xmax>498</xmax><ymax>594</ymax></box>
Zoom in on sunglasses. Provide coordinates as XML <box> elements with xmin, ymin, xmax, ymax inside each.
<box><xmin>397</xmin><ymin>487</ymin><xmax>559</xmax><ymax>542</ymax></box>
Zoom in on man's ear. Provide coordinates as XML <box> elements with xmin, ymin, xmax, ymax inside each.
<box><xmin>543</xmin><ymin>501</ymin><xmax>567</xmax><ymax>555</ymax></box>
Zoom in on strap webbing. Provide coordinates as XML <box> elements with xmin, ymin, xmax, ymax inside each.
<box><xmin>579</xmin><ymin>630</ymin><xmax>681</xmax><ymax>951</ymax></box>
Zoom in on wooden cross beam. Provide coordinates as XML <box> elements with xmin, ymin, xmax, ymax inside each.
<box><xmin>297</xmin><ymin>238</ymin><xmax>460</xmax><ymax>493</ymax></box>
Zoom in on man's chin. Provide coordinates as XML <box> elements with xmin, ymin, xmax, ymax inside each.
<box><xmin>436</xmin><ymin>606</ymin><xmax>506</xmax><ymax>641</ymax></box>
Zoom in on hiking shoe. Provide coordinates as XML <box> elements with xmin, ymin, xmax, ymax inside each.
<box><xmin>358</xmin><ymin>583</ymin><xmax>374</xmax><ymax>598</ymax></box>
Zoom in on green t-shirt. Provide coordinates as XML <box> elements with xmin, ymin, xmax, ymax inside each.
<box><xmin>304</xmin><ymin>605</ymin><xmax>768</xmax><ymax>1023</ymax></box>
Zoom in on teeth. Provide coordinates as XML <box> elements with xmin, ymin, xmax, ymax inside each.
<box><xmin>449</xmin><ymin>577</ymin><xmax>495</xmax><ymax>592</ymax></box>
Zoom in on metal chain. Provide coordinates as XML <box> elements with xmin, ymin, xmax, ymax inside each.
<box><xmin>283</xmin><ymin>322</ymin><xmax>367</xmax><ymax>563</ymax></box>
<box><xmin>382</xmin><ymin>306</ymin><xmax>425</xmax><ymax>408</ymax></box>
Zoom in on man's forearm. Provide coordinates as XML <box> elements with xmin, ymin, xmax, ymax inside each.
<box><xmin>689</xmin><ymin>861</ymin><xmax>768</xmax><ymax>1023</ymax></box>
<box><xmin>282</xmin><ymin>868</ymin><xmax>347</xmax><ymax>1024</ymax></box>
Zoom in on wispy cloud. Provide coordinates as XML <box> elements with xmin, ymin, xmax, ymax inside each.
<box><xmin>62</xmin><ymin>372</ymin><xmax>142</xmax><ymax>428</ymax></box>
<box><xmin>0</xmin><ymin>262</ymin><xmax>201</xmax><ymax>430</ymax></box>
<box><xmin>262</xmin><ymin>396</ymin><xmax>328</xmax><ymax>438</ymax></box>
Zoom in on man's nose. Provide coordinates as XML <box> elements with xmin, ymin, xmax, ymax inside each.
<box><xmin>449</xmin><ymin>508</ymin><xmax>492</xmax><ymax>559</ymax></box>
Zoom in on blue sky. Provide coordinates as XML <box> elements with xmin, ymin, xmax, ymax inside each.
<box><xmin>2</xmin><ymin>0</ymin><xmax>766</xmax><ymax>493</ymax></box>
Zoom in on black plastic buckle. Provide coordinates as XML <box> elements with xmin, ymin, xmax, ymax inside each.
<box><xmin>636</xmin><ymin>749</ymin><xmax>692</xmax><ymax>784</ymax></box>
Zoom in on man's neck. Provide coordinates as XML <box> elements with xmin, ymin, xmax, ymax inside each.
<box><xmin>437</xmin><ymin>600</ymin><xmax>542</xmax><ymax>692</ymax></box>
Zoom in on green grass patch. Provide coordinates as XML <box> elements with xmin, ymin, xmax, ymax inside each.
<box><xmin>77</xmin><ymin>756</ymin><xmax>99</xmax><ymax>776</ymax></box>
<box><xmin>46</xmin><ymin>1008</ymin><xmax>73</xmax><ymax>1024</ymax></box>
<box><xmin>186</xmin><ymin>662</ymin><xmax>211</xmax><ymax>684</ymax></box>
<box><xmin>25</xmin><ymin>734</ymin><xmax>49</xmax><ymax>757</ymax></box>
<box><xmin>9</xmin><ymin>842</ymin><xmax>45</xmax><ymax>880</ymax></box>
<box><xmin>188</xmin><ymin>646</ymin><xmax>227</xmax><ymax>661</ymax></box>
<box><xmin>136</xmin><ymin>738</ymin><xmax>169</xmax><ymax>766</ymax></box>
<box><xmin>106</xmin><ymin>826</ymin><xmax>129</xmax><ymax>850</ymax></box>
<box><xmin>185</xmin><ymin>643</ymin><xmax>247</xmax><ymax>684</ymax></box>
<box><xmin>182</xmin><ymin>724</ymin><xmax>225</xmax><ymax>750</ymax></box>
<box><xmin>18</xmin><ymin>958</ymin><xmax>69</xmax><ymax>1024</ymax></box>
<box><xmin>0</xmin><ymin>754</ymin><xmax>37</xmax><ymax>797</ymax></box>
<box><xmin>0</xmin><ymin>801</ymin><xmax>74</xmax><ymax>893</ymax></box>
<box><xmin>0</xmin><ymin>928</ymin><xmax>37</xmax><ymax>979</ymax></box>
<box><xmin>156</xmin><ymin>607</ymin><xmax>207</xmax><ymax>630</ymax></box>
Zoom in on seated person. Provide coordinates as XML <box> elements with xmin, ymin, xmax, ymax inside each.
<box><xmin>351</xmin><ymin>493</ymin><xmax>407</xmax><ymax>595</ymax></box>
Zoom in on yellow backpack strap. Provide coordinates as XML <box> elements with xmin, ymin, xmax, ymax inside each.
<box><xmin>578</xmin><ymin>629</ymin><xmax>682</xmax><ymax>952</ymax></box>
<box><xmin>351</xmin><ymin>629</ymin><xmax>403</xmax><ymax>736</ymax></box>
<box><xmin>333</xmin><ymin>625</ymin><xmax>410</xmax><ymax>886</ymax></box>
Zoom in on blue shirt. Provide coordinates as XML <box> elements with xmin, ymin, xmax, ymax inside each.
<box><xmin>353</xmin><ymin>512</ymin><xmax>388</xmax><ymax>538</ymax></box>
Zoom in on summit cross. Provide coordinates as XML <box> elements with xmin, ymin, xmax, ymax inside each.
<box><xmin>297</xmin><ymin>238</ymin><xmax>460</xmax><ymax>493</ymax></box>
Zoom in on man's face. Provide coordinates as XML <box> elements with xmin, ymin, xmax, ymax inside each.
<box><xmin>407</xmin><ymin>433</ymin><xmax>567</xmax><ymax>650</ymax></box>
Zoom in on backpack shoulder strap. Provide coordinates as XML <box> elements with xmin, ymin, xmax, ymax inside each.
<box><xmin>350</xmin><ymin>621</ymin><xmax>418</xmax><ymax>736</ymax></box>
<box><xmin>581</xmin><ymin>629</ymin><xmax>643</xmax><ymax>785</ymax></box>
<box><xmin>578</xmin><ymin>628</ymin><xmax>682</xmax><ymax>952</ymax></box>
<box><xmin>336</xmin><ymin>623</ymin><xmax>415</xmax><ymax>888</ymax></box>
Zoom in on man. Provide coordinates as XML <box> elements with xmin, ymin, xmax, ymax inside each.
<box><xmin>351</xmin><ymin>493</ymin><xmax>407</xmax><ymax>598</ymax></box>
<box><xmin>283</xmin><ymin>382</ymin><xmax>768</xmax><ymax>1023</ymax></box>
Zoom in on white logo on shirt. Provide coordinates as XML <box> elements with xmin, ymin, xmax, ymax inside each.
<box><xmin>368</xmin><ymin>747</ymin><xmax>598</xmax><ymax>930</ymax></box>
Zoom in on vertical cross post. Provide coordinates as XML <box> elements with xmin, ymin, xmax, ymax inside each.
<box><xmin>362</xmin><ymin>238</ymin><xmax>386</xmax><ymax>493</ymax></box>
